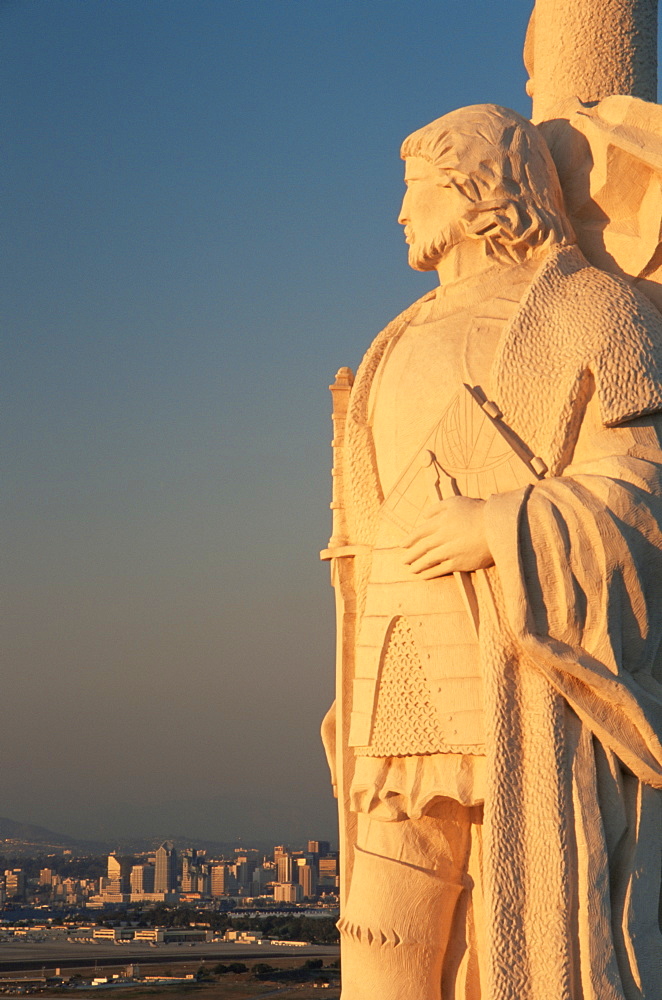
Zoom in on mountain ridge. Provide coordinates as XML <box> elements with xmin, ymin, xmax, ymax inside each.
<box><xmin>0</xmin><ymin>815</ymin><xmax>312</xmax><ymax>856</ymax></box>
<box><xmin>0</xmin><ymin>815</ymin><xmax>105</xmax><ymax>852</ymax></box>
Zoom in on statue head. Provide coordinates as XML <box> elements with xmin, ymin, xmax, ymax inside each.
<box><xmin>399</xmin><ymin>104</ymin><xmax>574</xmax><ymax>271</ymax></box>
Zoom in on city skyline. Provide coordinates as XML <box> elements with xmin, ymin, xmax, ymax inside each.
<box><xmin>5</xmin><ymin>1</ymin><xmax>661</xmax><ymax>842</ymax></box>
<box><xmin>0</xmin><ymin>836</ymin><xmax>340</xmax><ymax>910</ymax></box>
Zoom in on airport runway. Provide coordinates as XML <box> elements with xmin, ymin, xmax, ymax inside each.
<box><xmin>0</xmin><ymin>939</ymin><xmax>338</xmax><ymax>976</ymax></box>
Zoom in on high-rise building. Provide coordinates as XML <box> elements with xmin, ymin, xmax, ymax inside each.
<box><xmin>318</xmin><ymin>856</ymin><xmax>339</xmax><ymax>878</ymax></box>
<box><xmin>180</xmin><ymin>850</ymin><xmax>196</xmax><ymax>892</ymax></box>
<box><xmin>196</xmin><ymin>865</ymin><xmax>211</xmax><ymax>897</ymax></box>
<box><xmin>297</xmin><ymin>860</ymin><xmax>317</xmax><ymax>899</ymax></box>
<box><xmin>234</xmin><ymin>856</ymin><xmax>256</xmax><ymax>891</ymax></box>
<box><xmin>210</xmin><ymin>864</ymin><xmax>237</xmax><ymax>897</ymax></box>
<box><xmin>277</xmin><ymin>852</ymin><xmax>293</xmax><ymax>884</ymax></box>
<box><xmin>5</xmin><ymin>869</ymin><xmax>25</xmax><ymax>900</ymax></box>
<box><xmin>181</xmin><ymin>850</ymin><xmax>210</xmax><ymax>895</ymax></box>
<box><xmin>307</xmin><ymin>841</ymin><xmax>331</xmax><ymax>857</ymax></box>
<box><xmin>251</xmin><ymin>865</ymin><xmax>274</xmax><ymax>896</ymax></box>
<box><xmin>317</xmin><ymin>855</ymin><xmax>339</xmax><ymax>892</ymax></box>
<box><xmin>130</xmin><ymin>864</ymin><xmax>155</xmax><ymax>894</ymax></box>
<box><xmin>39</xmin><ymin>868</ymin><xmax>54</xmax><ymax>887</ymax></box>
<box><xmin>154</xmin><ymin>841</ymin><xmax>178</xmax><ymax>893</ymax></box>
<box><xmin>107</xmin><ymin>855</ymin><xmax>133</xmax><ymax>894</ymax></box>
<box><xmin>63</xmin><ymin>878</ymin><xmax>81</xmax><ymax>905</ymax></box>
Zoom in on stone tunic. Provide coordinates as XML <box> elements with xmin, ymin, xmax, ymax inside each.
<box><xmin>350</xmin><ymin>259</ymin><xmax>543</xmax><ymax>818</ymax></box>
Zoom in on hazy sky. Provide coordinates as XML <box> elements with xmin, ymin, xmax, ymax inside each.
<box><xmin>4</xmin><ymin>1</ymin><xmax>659</xmax><ymax>846</ymax></box>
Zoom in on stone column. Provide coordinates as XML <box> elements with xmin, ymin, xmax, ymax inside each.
<box><xmin>526</xmin><ymin>0</ymin><xmax>658</xmax><ymax>121</ymax></box>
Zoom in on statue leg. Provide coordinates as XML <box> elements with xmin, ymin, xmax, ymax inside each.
<box><xmin>339</xmin><ymin>805</ymin><xmax>475</xmax><ymax>1000</ymax></box>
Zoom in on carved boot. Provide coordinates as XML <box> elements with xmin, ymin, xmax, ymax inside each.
<box><xmin>338</xmin><ymin>846</ymin><xmax>463</xmax><ymax>1000</ymax></box>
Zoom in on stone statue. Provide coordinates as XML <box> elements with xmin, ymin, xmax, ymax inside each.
<box><xmin>321</xmin><ymin>101</ymin><xmax>662</xmax><ymax>998</ymax></box>
<box><xmin>524</xmin><ymin>0</ymin><xmax>657</xmax><ymax>121</ymax></box>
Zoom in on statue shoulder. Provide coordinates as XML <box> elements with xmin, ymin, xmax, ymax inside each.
<box><xmin>363</xmin><ymin>289</ymin><xmax>436</xmax><ymax>358</ymax></box>
<box><xmin>349</xmin><ymin>290</ymin><xmax>436</xmax><ymax>417</ymax></box>
<box><xmin>554</xmin><ymin>249</ymin><xmax>662</xmax><ymax>340</ymax></box>
<box><xmin>527</xmin><ymin>245</ymin><xmax>662</xmax><ymax>425</ymax></box>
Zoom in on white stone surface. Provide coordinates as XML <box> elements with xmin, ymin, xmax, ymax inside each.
<box><xmin>322</xmin><ymin>102</ymin><xmax>662</xmax><ymax>999</ymax></box>
<box><xmin>526</xmin><ymin>0</ymin><xmax>657</xmax><ymax>121</ymax></box>
<box><xmin>539</xmin><ymin>94</ymin><xmax>662</xmax><ymax>315</ymax></box>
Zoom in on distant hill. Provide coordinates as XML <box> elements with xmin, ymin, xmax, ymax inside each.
<box><xmin>0</xmin><ymin>816</ymin><xmax>302</xmax><ymax>859</ymax></box>
<box><xmin>111</xmin><ymin>834</ymin><xmax>282</xmax><ymax>855</ymax></box>
<box><xmin>0</xmin><ymin>816</ymin><xmax>107</xmax><ymax>853</ymax></box>
<box><xmin>0</xmin><ymin>810</ymin><xmax>336</xmax><ymax>858</ymax></box>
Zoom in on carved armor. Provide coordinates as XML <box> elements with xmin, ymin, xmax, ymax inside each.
<box><xmin>351</xmin><ymin>384</ymin><xmax>540</xmax><ymax>754</ymax></box>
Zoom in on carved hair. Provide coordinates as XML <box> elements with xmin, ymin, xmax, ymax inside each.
<box><xmin>401</xmin><ymin>104</ymin><xmax>575</xmax><ymax>263</ymax></box>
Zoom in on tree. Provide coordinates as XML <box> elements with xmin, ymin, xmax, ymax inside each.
<box><xmin>228</xmin><ymin>962</ymin><xmax>248</xmax><ymax>975</ymax></box>
<box><xmin>252</xmin><ymin>963</ymin><xmax>275</xmax><ymax>979</ymax></box>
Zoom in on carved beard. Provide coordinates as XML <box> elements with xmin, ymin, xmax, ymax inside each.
<box><xmin>407</xmin><ymin>219</ymin><xmax>465</xmax><ymax>272</ymax></box>
<box><xmin>407</xmin><ymin>238</ymin><xmax>444</xmax><ymax>271</ymax></box>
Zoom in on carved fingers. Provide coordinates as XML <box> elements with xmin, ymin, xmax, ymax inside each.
<box><xmin>402</xmin><ymin>497</ymin><xmax>494</xmax><ymax>577</ymax></box>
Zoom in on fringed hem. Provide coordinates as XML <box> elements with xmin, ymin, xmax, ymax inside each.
<box><xmin>350</xmin><ymin>752</ymin><xmax>486</xmax><ymax>821</ymax></box>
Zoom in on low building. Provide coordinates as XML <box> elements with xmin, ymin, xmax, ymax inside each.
<box><xmin>93</xmin><ymin>928</ymin><xmax>134</xmax><ymax>942</ymax></box>
<box><xmin>224</xmin><ymin>930</ymin><xmax>265</xmax><ymax>944</ymax></box>
<box><xmin>68</xmin><ymin>926</ymin><xmax>95</xmax><ymax>940</ymax></box>
<box><xmin>133</xmin><ymin>927</ymin><xmax>212</xmax><ymax>944</ymax></box>
<box><xmin>129</xmin><ymin>891</ymin><xmax>179</xmax><ymax>904</ymax></box>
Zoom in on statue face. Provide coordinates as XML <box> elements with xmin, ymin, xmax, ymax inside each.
<box><xmin>399</xmin><ymin>156</ymin><xmax>469</xmax><ymax>271</ymax></box>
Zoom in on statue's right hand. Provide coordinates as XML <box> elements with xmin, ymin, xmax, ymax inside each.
<box><xmin>402</xmin><ymin>496</ymin><xmax>494</xmax><ymax>578</ymax></box>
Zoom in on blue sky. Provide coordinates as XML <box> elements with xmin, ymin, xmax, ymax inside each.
<box><xmin>4</xmin><ymin>0</ymin><xmax>656</xmax><ymax>845</ymax></box>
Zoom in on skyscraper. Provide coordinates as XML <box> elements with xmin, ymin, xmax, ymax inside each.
<box><xmin>4</xmin><ymin>869</ymin><xmax>25</xmax><ymax>900</ymax></box>
<box><xmin>107</xmin><ymin>855</ymin><xmax>133</xmax><ymax>894</ymax></box>
<box><xmin>154</xmin><ymin>841</ymin><xmax>178</xmax><ymax>893</ymax></box>
<box><xmin>297</xmin><ymin>860</ymin><xmax>317</xmax><ymax>899</ymax></box>
<box><xmin>234</xmin><ymin>852</ymin><xmax>257</xmax><ymax>891</ymax></box>
<box><xmin>39</xmin><ymin>868</ymin><xmax>54</xmax><ymax>887</ymax></box>
<box><xmin>307</xmin><ymin>840</ymin><xmax>331</xmax><ymax>857</ymax></box>
<box><xmin>130</xmin><ymin>863</ymin><xmax>155</xmax><ymax>894</ymax></box>
<box><xmin>180</xmin><ymin>850</ymin><xmax>196</xmax><ymax>892</ymax></box>
<box><xmin>318</xmin><ymin>856</ymin><xmax>339</xmax><ymax>878</ymax></box>
<box><xmin>277</xmin><ymin>852</ymin><xmax>294</xmax><ymax>884</ymax></box>
<box><xmin>210</xmin><ymin>864</ymin><xmax>237</xmax><ymax>897</ymax></box>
